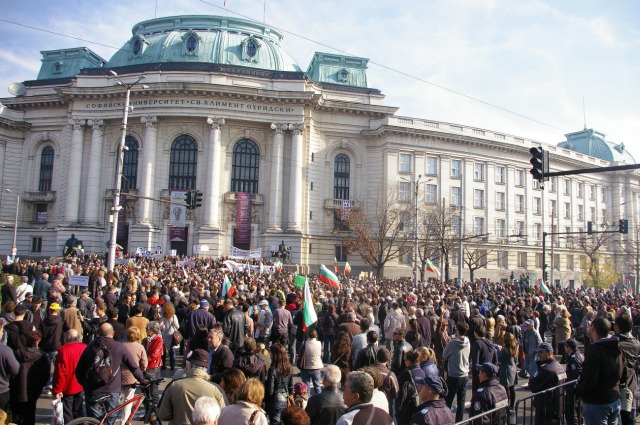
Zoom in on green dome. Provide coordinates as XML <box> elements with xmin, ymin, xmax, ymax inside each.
<box><xmin>107</xmin><ymin>15</ymin><xmax>302</xmax><ymax>72</ymax></box>
<box><xmin>558</xmin><ymin>128</ymin><xmax>635</xmax><ymax>164</ymax></box>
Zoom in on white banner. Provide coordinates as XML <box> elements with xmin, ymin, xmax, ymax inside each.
<box><xmin>69</xmin><ymin>275</ymin><xmax>89</xmax><ymax>287</ymax></box>
<box><xmin>221</xmin><ymin>259</ymin><xmax>275</xmax><ymax>274</ymax></box>
<box><xmin>229</xmin><ymin>246</ymin><xmax>263</xmax><ymax>259</ymax></box>
<box><xmin>170</xmin><ymin>190</ymin><xmax>187</xmax><ymax>228</ymax></box>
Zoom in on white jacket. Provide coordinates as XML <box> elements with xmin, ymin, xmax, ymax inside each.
<box><xmin>384</xmin><ymin>309</ymin><xmax>405</xmax><ymax>340</ymax></box>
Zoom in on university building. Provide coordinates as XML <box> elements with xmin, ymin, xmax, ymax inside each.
<box><xmin>0</xmin><ymin>14</ymin><xmax>638</xmax><ymax>287</ymax></box>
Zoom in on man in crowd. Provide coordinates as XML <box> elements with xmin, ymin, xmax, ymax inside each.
<box><xmin>5</xmin><ymin>305</ymin><xmax>33</xmax><ymax>351</ymax></box>
<box><xmin>305</xmin><ymin>365</ymin><xmax>347</xmax><ymax>425</ymax></box>
<box><xmin>336</xmin><ymin>371</ymin><xmax>392</xmax><ymax>425</ymax></box>
<box><xmin>383</xmin><ymin>303</ymin><xmax>404</xmax><ymax>350</ymax></box>
<box><xmin>271</xmin><ymin>298</ymin><xmax>294</xmax><ymax>346</ymax></box>
<box><xmin>409</xmin><ymin>374</ymin><xmax>454</xmax><ymax>425</ymax></box>
<box><xmin>208</xmin><ymin>324</ymin><xmax>234</xmax><ymax>383</ymax></box>
<box><xmin>255</xmin><ymin>299</ymin><xmax>272</xmax><ymax>346</ymax></box>
<box><xmin>371</xmin><ymin>347</ymin><xmax>398</xmax><ymax>414</ymax></box>
<box><xmin>443</xmin><ymin>322</ymin><xmax>471</xmax><ymax>422</ymax></box>
<box><xmin>469</xmin><ymin>362</ymin><xmax>508</xmax><ymax>425</ymax></box>
<box><xmin>390</xmin><ymin>328</ymin><xmax>411</xmax><ymax>375</ymax></box>
<box><xmin>52</xmin><ymin>329</ymin><xmax>86</xmax><ymax>423</ymax></box>
<box><xmin>126</xmin><ymin>303</ymin><xmax>149</xmax><ymax>342</ymax></box>
<box><xmin>470</xmin><ymin>325</ymin><xmax>498</xmax><ymax>392</ymax></box>
<box><xmin>1</xmin><ymin>276</ymin><xmax>17</xmax><ymax>307</ymax></box>
<box><xmin>576</xmin><ymin>317</ymin><xmax>626</xmax><ymax>425</ymax></box>
<box><xmin>106</xmin><ymin>307</ymin><xmax>125</xmax><ymax>342</ymax></box>
<box><xmin>522</xmin><ymin>319</ymin><xmax>542</xmax><ymax>379</ymax></box>
<box><xmin>614</xmin><ymin>313</ymin><xmax>640</xmax><ymax>425</ymax></box>
<box><xmin>529</xmin><ymin>342</ymin><xmax>567</xmax><ymax>425</ymax></box>
<box><xmin>563</xmin><ymin>339</ymin><xmax>584</xmax><ymax>425</ymax></box>
<box><xmin>0</xmin><ymin>318</ymin><xmax>19</xmax><ymax>414</ymax></box>
<box><xmin>222</xmin><ymin>299</ymin><xmax>248</xmax><ymax>354</ymax></box>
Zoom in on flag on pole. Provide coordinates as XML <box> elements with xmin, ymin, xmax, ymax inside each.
<box><xmin>318</xmin><ymin>264</ymin><xmax>340</xmax><ymax>289</ymax></box>
<box><xmin>294</xmin><ymin>274</ymin><xmax>306</xmax><ymax>288</ymax></box>
<box><xmin>222</xmin><ymin>274</ymin><xmax>235</xmax><ymax>297</ymax></box>
<box><xmin>333</xmin><ymin>257</ymin><xmax>341</xmax><ymax>274</ymax></box>
<box><xmin>302</xmin><ymin>276</ymin><xmax>318</xmax><ymax>331</ymax></box>
<box><xmin>344</xmin><ymin>262</ymin><xmax>351</xmax><ymax>275</ymax></box>
<box><xmin>539</xmin><ymin>278</ymin><xmax>551</xmax><ymax>295</ymax></box>
<box><xmin>425</xmin><ymin>258</ymin><xmax>441</xmax><ymax>278</ymax></box>
<box><xmin>274</xmin><ymin>261</ymin><xmax>282</xmax><ymax>273</ymax></box>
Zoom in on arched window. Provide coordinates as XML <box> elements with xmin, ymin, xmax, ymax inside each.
<box><xmin>121</xmin><ymin>136</ymin><xmax>139</xmax><ymax>191</ymax></box>
<box><xmin>186</xmin><ymin>36</ymin><xmax>197</xmax><ymax>53</ymax></box>
<box><xmin>169</xmin><ymin>135</ymin><xmax>198</xmax><ymax>190</ymax></box>
<box><xmin>39</xmin><ymin>146</ymin><xmax>54</xmax><ymax>191</ymax></box>
<box><xmin>231</xmin><ymin>139</ymin><xmax>260</xmax><ymax>194</ymax></box>
<box><xmin>334</xmin><ymin>154</ymin><xmax>350</xmax><ymax>199</ymax></box>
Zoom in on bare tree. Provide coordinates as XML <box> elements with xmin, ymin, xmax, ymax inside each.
<box><xmin>577</xmin><ymin>224</ymin><xmax>620</xmax><ymax>289</ymax></box>
<box><xmin>416</xmin><ymin>199</ymin><xmax>459</xmax><ymax>282</ymax></box>
<box><xmin>344</xmin><ymin>188</ymin><xmax>412</xmax><ymax>278</ymax></box>
<box><xmin>462</xmin><ymin>240</ymin><xmax>494</xmax><ymax>283</ymax></box>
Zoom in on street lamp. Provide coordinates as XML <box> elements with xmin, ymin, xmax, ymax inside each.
<box><xmin>457</xmin><ymin>174</ymin><xmax>464</xmax><ymax>287</ymax></box>
<box><xmin>5</xmin><ymin>189</ymin><xmax>19</xmax><ymax>257</ymax></box>
<box><xmin>107</xmin><ymin>70</ymin><xmax>148</xmax><ymax>271</ymax></box>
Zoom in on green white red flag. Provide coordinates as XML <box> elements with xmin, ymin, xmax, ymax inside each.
<box><xmin>344</xmin><ymin>262</ymin><xmax>351</xmax><ymax>275</ymax></box>
<box><xmin>333</xmin><ymin>257</ymin><xmax>341</xmax><ymax>274</ymax></box>
<box><xmin>302</xmin><ymin>276</ymin><xmax>318</xmax><ymax>331</ymax></box>
<box><xmin>425</xmin><ymin>258</ymin><xmax>441</xmax><ymax>278</ymax></box>
<box><xmin>222</xmin><ymin>274</ymin><xmax>235</xmax><ymax>297</ymax></box>
<box><xmin>319</xmin><ymin>264</ymin><xmax>340</xmax><ymax>289</ymax></box>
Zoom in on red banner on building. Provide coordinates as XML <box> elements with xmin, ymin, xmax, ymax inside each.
<box><xmin>235</xmin><ymin>192</ymin><xmax>252</xmax><ymax>245</ymax></box>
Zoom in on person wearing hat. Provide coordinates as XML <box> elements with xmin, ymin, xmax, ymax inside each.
<box><xmin>157</xmin><ymin>348</ymin><xmax>228</xmax><ymax>425</ymax></box>
<box><xmin>256</xmin><ymin>299</ymin><xmax>273</xmax><ymax>346</ymax></box>
<box><xmin>562</xmin><ymin>339</ymin><xmax>583</xmax><ymax>425</ymax></box>
<box><xmin>528</xmin><ymin>342</ymin><xmax>566</xmax><ymax>425</ymax></box>
<box><xmin>522</xmin><ymin>318</ymin><xmax>542</xmax><ymax>379</ymax></box>
<box><xmin>469</xmin><ymin>363</ymin><xmax>508</xmax><ymax>425</ymax></box>
<box><xmin>409</xmin><ymin>374</ymin><xmax>454</xmax><ymax>425</ymax></box>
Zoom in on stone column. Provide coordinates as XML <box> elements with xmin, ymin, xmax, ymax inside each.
<box><xmin>66</xmin><ymin>119</ymin><xmax>85</xmax><ymax>223</ymax></box>
<box><xmin>140</xmin><ymin>116</ymin><xmax>158</xmax><ymax>224</ymax></box>
<box><xmin>287</xmin><ymin>123</ymin><xmax>305</xmax><ymax>232</ymax></box>
<box><xmin>83</xmin><ymin>119</ymin><xmax>104</xmax><ymax>224</ymax></box>
<box><xmin>268</xmin><ymin>123</ymin><xmax>288</xmax><ymax>232</ymax></box>
<box><xmin>204</xmin><ymin>117</ymin><xmax>225</xmax><ymax>229</ymax></box>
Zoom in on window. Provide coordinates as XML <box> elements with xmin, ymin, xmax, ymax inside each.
<box><xmin>515</xmin><ymin>195</ymin><xmax>524</xmax><ymax>213</ymax></box>
<box><xmin>133</xmin><ymin>39</ymin><xmax>142</xmax><ymax>55</ymax></box>
<box><xmin>231</xmin><ymin>139</ymin><xmax>260</xmax><ymax>193</ymax></box>
<box><xmin>534</xmin><ymin>197</ymin><xmax>541</xmax><ymax>215</ymax></box>
<box><xmin>577</xmin><ymin>182</ymin><xmax>583</xmax><ymax>198</ymax></box>
<box><xmin>515</xmin><ymin>169</ymin><xmax>524</xmax><ymax>187</ymax></box>
<box><xmin>399</xmin><ymin>182</ymin><xmax>411</xmax><ymax>203</ymax></box>
<box><xmin>567</xmin><ymin>255</ymin><xmax>574</xmax><ymax>270</ymax></box>
<box><xmin>426</xmin><ymin>184</ymin><xmax>437</xmax><ymax>204</ymax></box>
<box><xmin>474</xmin><ymin>217</ymin><xmax>484</xmax><ymax>235</ymax></box>
<box><xmin>578</xmin><ymin>205</ymin><xmax>584</xmax><ymax>221</ymax></box>
<box><xmin>186</xmin><ymin>35</ymin><xmax>198</xmax><ymax>53</ymax></box>
<box><xmin>533</xmin><ymin>179</ymin><xmax>540</xmax><ymax>189</ymax></box>
<box><xmin>122</xmin><ymin>136</ymin><xmax>138</xmax><ymax>191</ymax></box>
<box><xmin>564</xmin><ymin>202</ymin><xmax>571</xmax><ymax>219</ymax></box>
<box><xmin>590</xmin><ymin>207</ymin><xmax>596</xmax><ymax>222</ymax></box>
<box><xmin>534</xmin><ymin>223</ymin><xmax>542</xmax><ymax>240</ymax></box>
<box><xmin>497</xmin><ymin>251</ymin><xmax>508</xmax><ymax>268</ymax></box>
<box><xmin>308</xmin><ymin>244</ymin><xmax>313</xmax><ymax>254</ymax></box>
<box><xmin>335</xmin><ymin>245</ymin><xmax>347</xmax><ymax>262</ymax></box>
<box><xmin>550</xmin><ymin>200</ymin><xmax>557</xmax><ymax>217</ymax></box>
<box><xmin>515</xmin><ymin>221</ymin><xmax>525</xmax><ymax>237</ymax></box>
<box><xmin>399</xmin><ymin>153</ymin><xmax>412</xmax><ymax>173</ymax></box>
<box><xmin>474</xmin><ymin>163</ymin><xmax>485</xmax><ymax>181</ymax></box>
<box><xmin>536</xmin><ymin>253</ymin><xmax>544</xmax><ymax>268</ymax></box>
<box><xmin>550</xmin><ymin>176</ymin><xmax>557</xmax><ymax>193</ymax></box>
<box><xmin>451</xmin><ymin>187</ymin><xmax>461</xmax><ymax>206</ymax></box>
<box><xmin>452</xmin><ymin>252</ymin><xmax>459</xmax><ymax>266</ymax></box>
<box><xmin>31</xmin><ymin>237</ymin><xmax>42</xmax><ymax>253</ymax></box>
<box><xmin>169</xmin><ymin>135</ymin><xmax>198</xmax><ymax>190</ymax></box>
<box><xmin>517</xmin><ymin>252</ymin><xmax>527</xmax><ymax>268</ymax></box>
<box><xmin>35</xmin><ymin>204</ymin><xmax>47</xmax><ymax>223</ymax></box>
<box><xmin>334</xmin><ymin>211</ymin><xmax>349</xmax><ymax>231</ymax></box>
<box><xmin>476</xmin><ymin>250</ymin><xmax>488</xmax><ymax>268</ymax></box>
<box><xmin>564</xmin><ymin>179</ymin><xmax>571</xmax><ymax>195</ymax></box>
<box><xmin>602</xmin><ymin>187</ymin><xmax>608</xmax><ymax>203</ymax></box>
<box><xmin>602</xmin><ymin>209</ymin><xmax>608</xmax><ymax>223</ymax></box>
<box><xmin>398</xmin><ymin>212</ymin><xmax>411</xmax><ymax>232</ymax></box>
<box><xmin>451</xmin><ymin>160</ymin><xmax>461</xmax><ymax>178</ymax></box>
<box><xmin>496</xmin><ymin>192</ymin><xmax>505</xmax><ymax>210</ymax></box>
<box><xmin>495</xmin><ymin>166</ymin><xmax>505</xmax><ymax>184</ymax></box>
<box><xmin>554</xmin><ymin>254</ymin><xmax>560</xmax><ymax>270</ymax></box>
<box><xmin>496</xmin><ymin>219</ymin><xmax>506</xmax><ymax>237</ymax></box>
<box><xmin>309</xmin><ymin>211</ymin><xmax>313</xmax><ymax>220</ymax></box>
<box><xmin>246</xmin><ymin>40</ymin><xmax>257</xmax><ymax>57</ymax></box>
<box><xmin>474</xmin><ymin>189</ymin><xmax>484</xmax><ymax>208</ymax></box>
<box><xmin>590</xmin><ymin>185</ymin><xmax>596</xmax><ymax>200</ymax></box>
<box><xmin>334</xmin><ymin>154</ymin><xmax>350</xmax><ymax>199</ymax></box>
<box><xmin>39</xmin><ymin>146</ymin><xmax>54</xmax><ymax>191</ymax></box>
<box><xmin>453</xmin><ymin>214</ymin><xmax>461</xmax><ymax>233</ymax></box>
<box><xmin>426</xmin><ymin>157</ymin><xmax>437</xmax><ymax>175</ymax></box>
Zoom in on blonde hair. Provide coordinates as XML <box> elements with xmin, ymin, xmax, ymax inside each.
<box><xmin>236</xmin><ymin>378</ymin><xmax>265</xmax><ymax>406</ymax></box>
<box><xmin>126</xmin><ymin>326</ymin><xmax>141</xmax><ymax>342</ymax></box>
<box><xmin>416</xmin><ymin>346</ymin><xmax>437</xmax><ymax>365</ymax></box>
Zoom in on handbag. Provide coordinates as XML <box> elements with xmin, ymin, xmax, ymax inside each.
<box><xmin>171</xmin><ymin>330</ymin><xmax>183</xmax><ymax>346</ymax></box>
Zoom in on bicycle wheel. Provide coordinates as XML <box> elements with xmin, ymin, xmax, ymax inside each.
<box><xmin>67</xmin><ymin>417</ymin><xmax>101</xmax><ymax>425</ymax></box>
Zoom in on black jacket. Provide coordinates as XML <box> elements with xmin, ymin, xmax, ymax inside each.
<box><xmin>416</xmin><ymin>315</ymin><xmax>432</xmax><ymax>347</ymax></box>
<box><xmin>391</xmin><ymin>339</ymin><xmax>412</xmax><ymax>374</ymax></box>
<box><xmin>469</xmin><ymin>378</ymin><xmax>508</xmax><ymax>425</ymax></box>
<box><xmin>39</xmin><ymin>314</ymin><xmax>68</xmax><ymax>352</ymax></box>
<box><xmin>616</xmin><ymin>333</ymin><xmax>640</xmax><ymax>394</ymax></box>
<box><xmin>529</xmin><ymin>357</ymin><xmax>566</xmax><ymax>415</ymax></box>
<box><xmin>222</xmin><ymin>308</ymin><xmax>248</xmax><ymax>353</ymax></box>
<box><xmin>233</xmin><ymin>350</ymin><xmax>265</xmax><ymax>382</ymax></box>
<box><xmin>409</xmin><ymin>399</ymin><xmax>455</xmax><ymax>425</ymax></box>
<box><xmin>1</xmin><ymin>283</ymin><xmax>17</xmax><ymax>306</ymax></box>
<box><xmin>471</xmin><ymin>338</ymin><xmax>498</xmax><ymax>373</ymax></box>
<box><xmin>305</xmin><ymin>385</ymin><xmax>346</xmax><ymax>425</ymax></box>
<box><xmin>265</xmin><ymin>367</ymin><xmax>293</xmax><ymax>404</ymax></box>
<box><xmin>397</xmin><ymin>364</ymin><xmax>425</xmax><ymax>425</ymax></box>
<box><xmin>209</xmin><ymin>344</ymin><xmax>234</xmax><ymax>383</ymax></box>
<box><xmin>576</xmin><ymin>336</ymin><xmax>627</xmax><ymax>404</ymax></box>
<box><xmin>5</xmin><ymin>319</ymin><xmax>33</xmax><ymax>351</ymax></box>
<box><xmin>354</xmin><ymin>343</ymin><xmax>377</xmax><ymax>370</ymax></box>
<box><xmin>565</xmin><ymin>351</ymin><xmax>584</xmax><ymax>382</ymax></box>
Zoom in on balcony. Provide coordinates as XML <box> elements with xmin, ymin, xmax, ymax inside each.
<box><xmin>23</xmin><ymin>191</ymin><xmax>56</xmax><ymax>203</ymax></box>
<box><xmin>224</xmin><ymin>192</ymin><xmax>264</xmax><ymax>205</ymax></box>
<box><xmin>323</xmin><ymin>199</ymin><xmax>360</xmax><ymax>210</ymax></box>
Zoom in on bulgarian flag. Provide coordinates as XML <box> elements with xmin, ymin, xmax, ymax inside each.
<box><xmin>333</xmin><ymin>257</ymin><xmax>341</xmax><ymax>274</ymax></box>
<box><xmin>538</xmin><ymin>278</ymin><xmax>551</xmax><ymax>295</ymax></box>
<box><xmin>274</xmin><ymin>261</ymin><xmax>283</xmax><ymax>273</ymax></box>
<box><xmin>222</xmin><ymin>275</ymin><xmax>235</xmax><ymax>297</ymax></box>
<box><xmin>344</xmin><ymin>262</ymin><xmax>351</xmax><ymax>275</ymax></box>
<box><xmin>425</xmin><ymin>258</ymin><xmax>441</xmax><ymax>278</ymax></box>
<box><xmin>302</xmin><ymin>276</ymin><xmax>318</xmax><ymax>331</ymax></box>
<box><xmin>319</xmin><ymin>264</ymin><xmax>340</xmax><ymax>289</ymax></box>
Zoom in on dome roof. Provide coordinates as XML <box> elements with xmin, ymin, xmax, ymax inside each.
<box><xmin>107</xmin><ymin>15</ymin><xmax>301</xmax><ymax>72</ymax></box>
<box><xmin>558</xmin><ymin>128</ymin><xmax>635</xmax><ymax>164</ymax></box>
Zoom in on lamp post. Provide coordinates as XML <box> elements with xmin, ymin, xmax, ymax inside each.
<box><xmin>457</xmin><ymin>173</ymin><xmax>464</xmax><ymax>287</ymax></box>
<box><xmin>413</xmin><ymin>175</ymin><xmax>422</xmax><ymax>287</ymax></box>
<box><xmin>107</xmin><ymin>71</ymin><xmax>148</xmax><ymax>271</ymax></box>
<box><xmin>4</xmin><ymin>189</ymin><xmax>19</xmax><ymax>257</ymax></box>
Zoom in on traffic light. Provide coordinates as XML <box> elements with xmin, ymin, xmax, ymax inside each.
<box><xmin>194</xmin><ymin>190</ymin><xmax>203</xmax><ymax>209</ymax></box>
<box><xmin>544</xmin><ymin>270</ymin><xmax>549</xmax><ymax>283</ymax></box>
<box><xmin>529</xmin><ymin>146</ymin><xmax>545</xmax><ymax>182</ymax></box>
<box><xmin>619</xmin><ymin>219</ymin><xmax>629</xmax><ymax>234</ymax></box>
<box><xmin>185</xmin><ymin>190</ymin><xmax>193</xmax><ymax>210</ymax></box>
<box><xmin>587</xmin><ymin>221</ymin><xmax>593</xmax><ymax>234</ymax></box>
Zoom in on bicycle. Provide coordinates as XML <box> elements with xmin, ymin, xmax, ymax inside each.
<box><xmin>67</xmin><ymin>378</ymin><xmax>164</xmax><ymax>425</ymax></box>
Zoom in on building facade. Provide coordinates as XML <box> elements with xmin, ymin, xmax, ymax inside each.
<box><xmin>0</xmin><ymin>15</ymin><xmax>638</xmax><ymax>287</ymax></box>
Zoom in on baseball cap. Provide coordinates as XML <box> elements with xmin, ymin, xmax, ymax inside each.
<box><xmin>475</xmin><ymin>362</ymin><xmax>499</xmax><ymax>376</ymax></box>
<box><xmin>562</xmin><ymin>339</ymin><xmax>578</xmax><ymax>350</ymax></box>
<box><xmin>415</xmin><ymin>375</ymin><xmax>447</xmax><ymax>396</ymax></box>
<box><xmin>200</xmin><ymin>300</ymin><xmax>210</xmax><ymax>308</ymax></box>
<box><xmin>525</xmin><ymin>319</ymin><xmax>534</xmax><ymax>326</ymax></box>
<box><xmin>186</xmin><ymin>349</ymin><xmax>210</xmax><ymax>368</ymax></box>
<box><xmin>534</xmin><ymin>342</ymin><xmax>554</xmax><ymax>353</ymax></box>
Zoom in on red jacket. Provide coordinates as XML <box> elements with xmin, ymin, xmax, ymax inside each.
<box><xmin>143</xmin><ymin>334</ymin><xmax>164</xmax><ymax>369</ymax></box>
<box><xmin>52</xmin><ymin>341</ymin><xmax>87</xmax><ymax>396</ymax></box>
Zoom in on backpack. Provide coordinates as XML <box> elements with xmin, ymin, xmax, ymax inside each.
<box><xmin>398</xmin><ymin>371</ymin><xmax>420</xmax><ymax>423</ymax></box>
<box><xmin>86</xmin><ymin>341</ymin><xmax>118</xmax><ymax>387</ymax></box>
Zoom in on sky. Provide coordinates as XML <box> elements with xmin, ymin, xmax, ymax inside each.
<box><xmin>0</xmin><ymin>0</ymin><xmax>638</xmax><ymax>158</ymax></box>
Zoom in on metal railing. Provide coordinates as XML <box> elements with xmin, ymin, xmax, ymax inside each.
<box><xmin>454</xmin><ymin>405</ymin><xmax>509</xmax><ymax>425</ymax></box>
<box><xmin>513</xmin><ymin>379</ymin><xmax>580</xmax><ymax>425</ymax></box>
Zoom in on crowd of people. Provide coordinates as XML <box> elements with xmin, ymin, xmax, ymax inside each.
<box><xmin>0</xmin><ymin>253</ymin><xmax>639</xmax><ymax>425</ymax></box>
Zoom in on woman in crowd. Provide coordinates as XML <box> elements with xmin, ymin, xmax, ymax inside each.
<box><xmin>433</xmin><ymin>317</ymin><xmax>450</xmax><ymax>376</ymax></box>
<box><xmin>405</xmin><ymin>318</ymin><xmax>421</xmax><ymax>349</ymax></box>
<box><xmin>265</xmin><ymin>343</ymin><xmax>294</xmax><ymax>425</ymax></box>
<box><xmin>233</xmin><ymin>337</ymin><xmax>266</xmax><ymax>382</ymax></box>
<box><xmin>331</xmin><ymin>331</ymin><xmax>351</xmax><ymax>386</ymax></box>
<box><xmin>218</xmin><ymin>378</ymin><xmax>269</xmax><ymax>425</ymax></box>
<box><xmin>10</xmin><ymin>331</ymin><xmax>50</xmax><ymax>425</ymax></box>
<box><xmin>498</xmin><ymin>332</ymin><xmax>518</xmax><ymax>409</ymax></box>
<box><xmin>319</xmin><ymin>304</ymin><xmax>338</xmax><ymax>363</ymax></box>
<box><xmin>161</xmin><ymin>302</ymin><xmax>180</xmax><ymax>370</ymax></box>
<box><xmin>122</xmin><ymin>326</ymin><xmax>148</xmax><ymax>422</ymax></box>
<box><xmin>396</xmin><ymin>350</ymin><xmax>425</xmax><ymax>425</ymax></box>
<box><xmin>416</xmin><ymin>346</ymin><xmax>439</xmax><ymax>380</ymax></box>
<box><xmin>299</xmin><ymin>329</ymin><xmax>323</xmax><ymax>395</ymax></box>
<box><xmin>485</xmin><ymin>310</ymin><xmax>496</xmax><ymax>339</ymax></box>
<box><xmin>554</xmin><ymin>307</ymin><xmax>572</xmax><ymax>360</ymax></box>
<box><xmin>493</xmin><ymin>315</ymin><xmax>507</xmax><ymax>347</ymax></box>
<box><xmin>220</xmin><ymin>368</ymin><xmax>246</xmax><ymax>404</ymax></box>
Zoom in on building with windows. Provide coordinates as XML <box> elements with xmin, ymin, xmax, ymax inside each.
<box><xmin>0</xmin><ymin>14</ymin><xmax>638</xmax><ymax>287</ymax></box>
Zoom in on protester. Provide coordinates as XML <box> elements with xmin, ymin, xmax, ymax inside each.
<box><xmin>218</xmin><ymin>378</ymin><xmax>268</xmax><ymax>425</ymax></box>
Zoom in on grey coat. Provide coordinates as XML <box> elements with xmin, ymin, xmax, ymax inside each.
<box><xmin>498</xmin><ymin>346</ymin><xmax>517</xmax><ymax>387</ymax></box>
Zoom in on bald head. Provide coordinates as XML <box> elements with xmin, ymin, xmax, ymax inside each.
<box><xmin>65</xmin><ymin>329</ymin><xmax>81</xmax><ymax>343</ymax></box>
<box><xmin>99</xmin><ymin>323</ymin><xmax>115</xmax><ymax>338</ymax></box>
